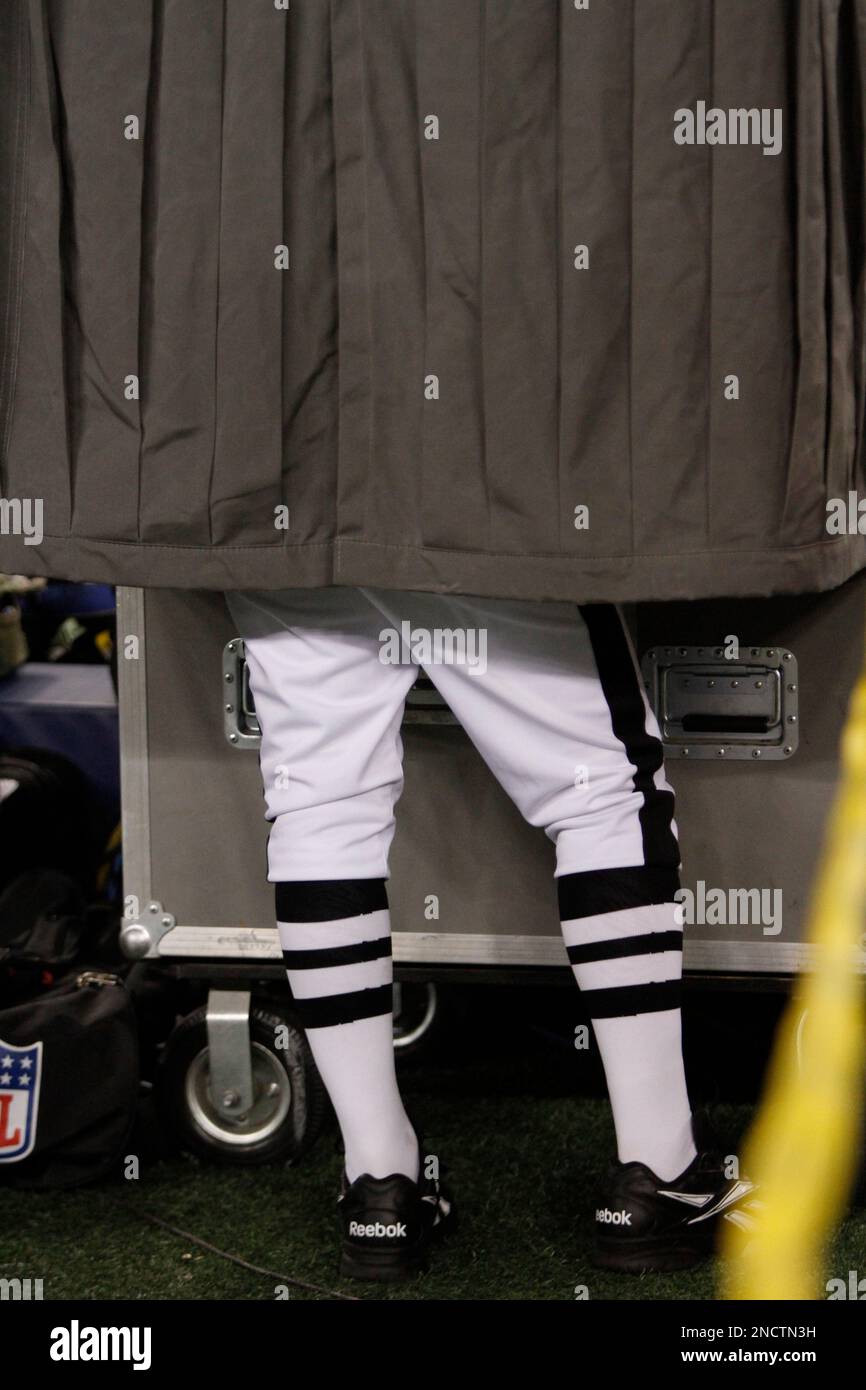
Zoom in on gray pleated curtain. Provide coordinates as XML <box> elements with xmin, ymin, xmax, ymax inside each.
<box><xmin>0</xmin><ymin>0</ymin><xmax>864</xmax><ymax>600</ymax></box>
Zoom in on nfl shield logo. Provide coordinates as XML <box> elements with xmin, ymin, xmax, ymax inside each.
<box><xmin>0</xmin><ymin>1038</ymin><xmax>43</xmax><ymax>1163</ymax></box>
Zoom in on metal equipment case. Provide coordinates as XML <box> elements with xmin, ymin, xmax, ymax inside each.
<box><xmin>117</xmin><ymin>577</ymin><xmax>866</xmax><ymax>981</ymax></box>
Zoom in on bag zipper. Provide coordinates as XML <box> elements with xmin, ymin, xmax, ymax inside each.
<box><xmin>76</xmin><ymin>970</ymin><xmax>123</xmax><ymax>989</ymax></box>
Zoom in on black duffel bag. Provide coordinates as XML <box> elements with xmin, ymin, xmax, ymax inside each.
<box><xmin>0</xmin><ymin>869</ymin><xmax>86</xmax><ymax>1006</ymax></box>
<box><xmin>0</xmin><ymin>747</ymin><xmax>107</xmax><ymax>898</ymax></box>
<box><xmin>0</xmin><ymin>969</ymin><xmax>139</xmax><ymax>1189</ymax></box>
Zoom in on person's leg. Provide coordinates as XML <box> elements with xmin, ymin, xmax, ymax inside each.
<box><xmin>224</xmin><ymin>586</ymin><xmax>420</xmax><ymax>1183</ymax></box>
<box><xmin>362</xmin><ymin>588</ymin><xmax>694</xmax><ymax>1182</ymax></box>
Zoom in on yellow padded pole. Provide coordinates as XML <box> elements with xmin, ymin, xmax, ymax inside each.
<box><xmin>723</xmin><ymin>623</ymin><xmax>866</xmax><ymax>1299</ymax></box>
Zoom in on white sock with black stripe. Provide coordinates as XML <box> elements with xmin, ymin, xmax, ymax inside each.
<box><xmin>559</xmin><ymin>880</ymin><xmax>697</xmax><ymax>1183</ymax></box>
<box><xmin>277</xmin><ymin>879</ymin><xmax>419</xmax><ymax>1185</ymax></box>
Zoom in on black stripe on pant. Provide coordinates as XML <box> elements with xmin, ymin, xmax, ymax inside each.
<box><xmin>276</xmin><ymin>878</ymin><xmax>388</xmax><ymax>922</ymax></box>
<box><xmin>557</xmin><ymin>864</ymin><xmax>681</xmax><ymax>921</ymax></box>
<box><xmin>558</xmin><ymin>866</ymin><xmax>683</xmax><ymax>1020</ymax></box>
<box><xmin>276</xmin><ymin>878</ymin><xmax>393</xmax><ymax>1029</ymax></box>
<box><xmin>578</xmin><ymin>979</ymin><xmax>683</xmax><ymax>1019</ymax></box>
<box><xmin>577</xmin><ymin>604</ymin><xmax>680</xmax><ymax>871</ymax></box>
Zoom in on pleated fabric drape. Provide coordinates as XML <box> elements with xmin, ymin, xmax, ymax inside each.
<box><xmin>0</xmin><ymin>0</ymin><xmax>864</xmax><ymax>600</ymax></box>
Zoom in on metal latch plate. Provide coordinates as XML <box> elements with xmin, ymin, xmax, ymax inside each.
<box><xmin>223</xmin><ymin>639</ymin><xmax>457</xmax><ymax>748</ymax></box>
<box><xmin>640</xmin><ymin>645</ymin><xmax>798</xmax><ymax>760</ymax></box>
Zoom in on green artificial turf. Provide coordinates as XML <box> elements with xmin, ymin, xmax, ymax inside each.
<box><xmin>2</xmin><ymin>1082</ymin><xmax>864</xmax><ymax>1302</ymax></box>
<box><xmin>2</xmin><ymin>990</ymin><xmax>864</xmax><ymax>1302</ymax></box>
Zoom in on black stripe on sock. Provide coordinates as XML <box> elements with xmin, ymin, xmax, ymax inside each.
<box><xmin>577</xmin><ymin>605</ymin><xmax>680</xmax><ymax>870</ymax></box>
<box><xmin>558</xmin><ymin>865</ymin><xmax>681</xmax><ymax>921</ymax></box>
<box><xmin>282</xmin><ymin>937</ymin><xmax>391</xmax><ymax>970</ymax></box>
<box><xmin>293</xmin><ymin>984</ymin><xmax>393</xmax><ymax>1030</ymax></box>
<box><xmin>275</xmin><ymin>879</ymin><xmax>388</xmax><ymax>923</ymax></box>
<box><xmin>579</xmin><ymin>979</ymin><xmax>682</xmax><ymax>1019</ymax></box>
<box><xmin>567</xmin><ymin>930</ymin><xmax>683</xmax><ymax>965</ymax></box>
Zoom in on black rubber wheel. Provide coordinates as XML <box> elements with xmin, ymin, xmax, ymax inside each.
<box><xmin>155</xmin><ymin>1003</ymin><xmax>326</xmax><ymax>1165</ymax></box>
<box><xmin>393</xmin><ymin>981</ymin><xmax>438</xmax><ymax>1058</ymax></box>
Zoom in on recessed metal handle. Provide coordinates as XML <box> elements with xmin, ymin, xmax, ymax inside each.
<box><xmin>222</xmin><ymin>640</ymin><xmax>457</xmax><ymax>749</ymax></box>
<box><xmin>641</xmin><ymin>646</ymin><xmax>799</xmax><ymax>759</ymax></box>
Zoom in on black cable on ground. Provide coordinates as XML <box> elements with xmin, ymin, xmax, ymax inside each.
<box><xmin>104</xmin><ymin>1197</ymin><xmax>360</xmax><ymax>1301</ymax></box>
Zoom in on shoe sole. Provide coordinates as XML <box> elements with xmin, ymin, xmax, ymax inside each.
<box><xmin>593</xmin><ymin>1231</ymin><xmax>713</xmax><ymax>1275</ymax></box>
<box><xmin>339</xmin><ymin>1243</ymin><xmax>429</xmax><ymax>1282</ymax></box>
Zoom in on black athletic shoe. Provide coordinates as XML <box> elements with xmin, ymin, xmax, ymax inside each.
<box><xmin>337</xmin><ymin>1156</ymin><xmax>455</xmax><ymax>1282</ymax></box>
<box><xmin>593</xmin><ymin>1149</ymin><xmax>758</xmax><ymax>1274</ymax></box>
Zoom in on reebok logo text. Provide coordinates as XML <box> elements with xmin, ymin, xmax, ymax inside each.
<box><xmin>595</xmin><ymin>1208</ymin><xmax>632</xmax><ymax>1226</ymax></box>
<box><xmin>348</xmin><ymin>1221</ymin><xmax>408</xmax><ymax>1238</ymax></box>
